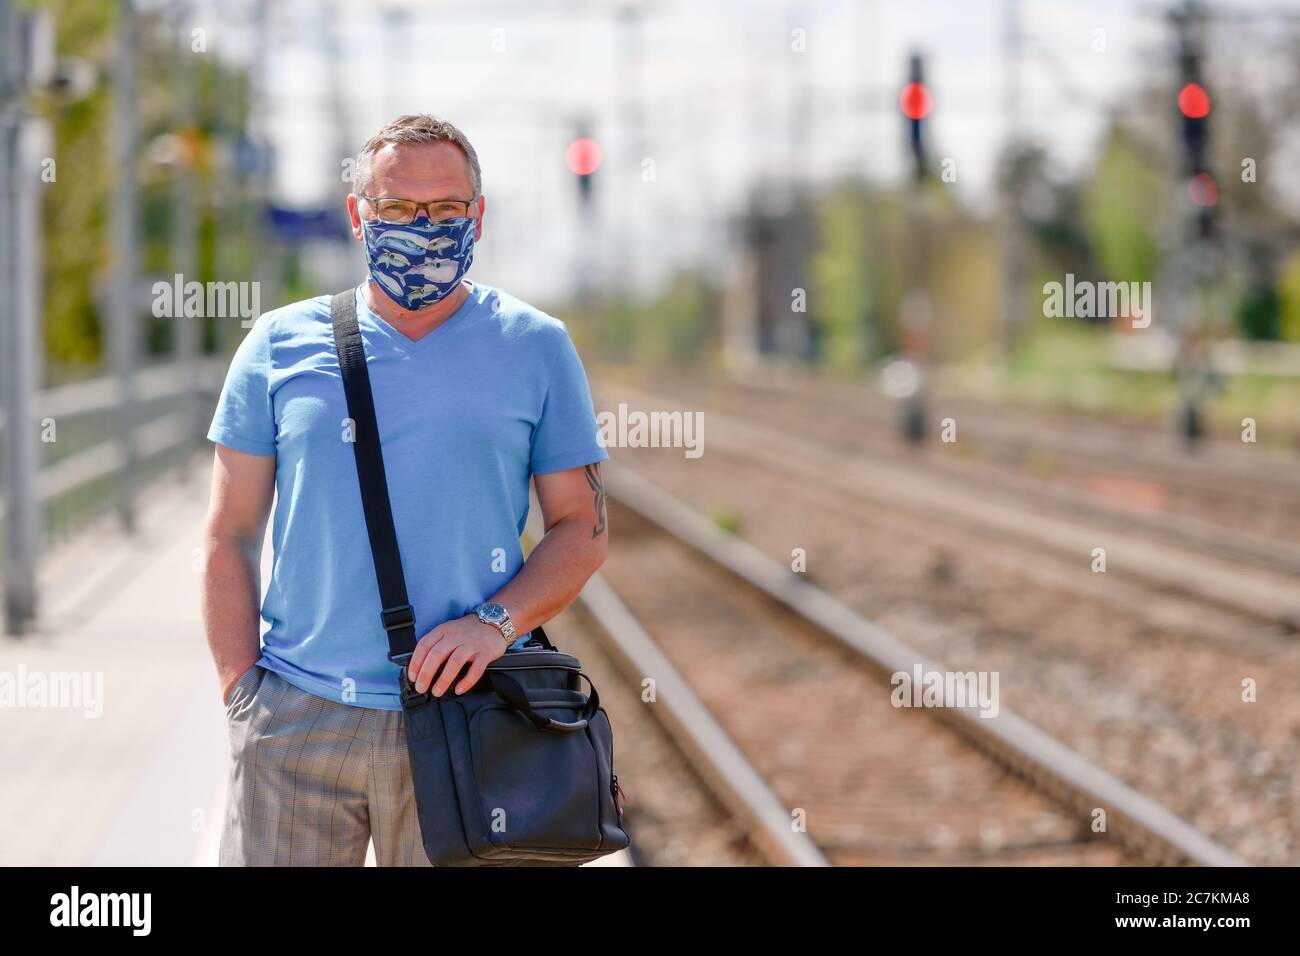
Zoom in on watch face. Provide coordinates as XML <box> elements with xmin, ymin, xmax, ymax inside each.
<box><xmin>479</xmin><ymin>602</ymin><xmax>506</xmax><ymax>623</ymax></box>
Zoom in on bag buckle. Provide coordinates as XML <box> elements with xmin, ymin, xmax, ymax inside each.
<box><xmin>381</xmin><ymin>604</ymin><xmax>415</xmax><ymax>632</ymax></box>
<box><xmin>398</xmin><ymin>665</ymin><xmax>428</xmax><ymax>707</ymax></box>
<box><xmin>382</xmin><ymin>607</ymin><xmax>417</xmax><ymax>666</ymax></box>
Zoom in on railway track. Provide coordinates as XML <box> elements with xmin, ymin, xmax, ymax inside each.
<box><xmin>540</xmin><ymin>601</ymin><xmax>771</xmax><ymax>867</ymax></box>
<box><xmin>601</xmin><ymin>381</ymin><xmax>1300</xmax><ymax>628</ymax></box>
<box><xmin>706</xmin><ymin>369</ymin><xmax>1300</xmax><ymax>497</ymax></box>
<box><xmin>627</xmin><ymin>372</ymin><xmax>1300</xmax><ymax>565</ymax></box>
<box><xmin>583</xmin><ymin>386</ymin><xmax>1300</xmax><ymax>862</ymax></box>
<box><xmin>549</xmin><ymin>466</ymin><xmax>1245</xmax><ymax>866</ymax></box>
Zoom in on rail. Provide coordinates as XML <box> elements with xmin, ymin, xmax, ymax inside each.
<box><xmin>602</xmin><ymin>463</ymin><xmax>1248</xmax><ymax>867</ymax></box>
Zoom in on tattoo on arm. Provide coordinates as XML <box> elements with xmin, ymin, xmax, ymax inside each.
<box><xmin>584</xmin><ymin>463</ymin><xmax>607</xmax><ymax>538</ymax></box>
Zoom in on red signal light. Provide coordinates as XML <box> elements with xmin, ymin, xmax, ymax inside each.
<box><xmin>1178</xmin><ymin>82</ymin><xmax>1210</xmax><ymax>119</ymax></box>
<box><xmin>1188</xmin><ymin>171</ymin><xmax>1217</xmax><ymax>207</ymax></box>
<box><xmin>899</xmin><ymin>82</ymin><xmax>933</xmax><ymax>121</ymax></box>
<box><xmin>565</xmin><ymin>137</ymin><xmax>603</xmax><ymax>176</ymax></box>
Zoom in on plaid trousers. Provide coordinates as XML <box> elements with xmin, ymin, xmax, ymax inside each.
<box><xmin>219</xmin><ymin>665</ymin><xmax>433</xmax><ymax>867</ymax></box>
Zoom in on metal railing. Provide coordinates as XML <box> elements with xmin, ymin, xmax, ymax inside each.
<box><xmin>1</xmin><ymin>0</ymin><xmax>235</xmax><ymax>635</ymax></box>
<box><xmin>0</xmin><ymin>357</ymin><xmax>224</xmax><ymax>634</ymax></box>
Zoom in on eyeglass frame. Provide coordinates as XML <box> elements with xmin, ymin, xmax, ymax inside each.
<box><xmin>358</xmin><ymin>193</ymin><xmax>480</xmax><ymax>224</ymax></box>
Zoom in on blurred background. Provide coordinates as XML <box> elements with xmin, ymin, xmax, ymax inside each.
<box><xmin>2</xmin><ymin>0</ymin><xmax>1299</xmax><ymax>868</ymax></box>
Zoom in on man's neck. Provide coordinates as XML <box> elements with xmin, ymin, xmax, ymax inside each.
<box><xmin>361</xmin><ymin>278</ymin><xmax>471</xmax><ymax>342</ymax></box>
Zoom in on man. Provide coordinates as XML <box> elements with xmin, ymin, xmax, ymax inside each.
<box><xmin>202</xmin><ymin>114</ymin><xmax>609</xmax><ymax>866</ymax></box>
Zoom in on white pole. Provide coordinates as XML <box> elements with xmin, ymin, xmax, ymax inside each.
<box><xmin>109</xmin><ymin>0</ymin><xmax>140</xmax><ymax>532</ymax></box>
<box><xmin>0</xmin><ymin>0</ymin><xmax>41</xmax><ymax>633</ymax></box>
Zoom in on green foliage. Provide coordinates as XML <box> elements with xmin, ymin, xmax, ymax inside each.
<box><xmin>598</xmin><ymin>298</ymin><xmax>638</xmax><ymax>361</ymax></box>
<box><xmin>41</xmin><ymin>0</ymin><xmax>115</xmax><ymax>368</ymax></box>
<box><xmin>569</xmin><ymin>272</ymin><xmax>719</xmax><ymax>367</ymax></box>
<box><xmin>1237</xmin><ymin>283</ymin><xmax>1281</xmax><ymax>342</ymax></box>
<box><xmin>706</xmin><ymin>507</ymin><xmax>743</xmax><ymax>536</ymax></box>
<box><xmin>808</xmin><ymin>187</ymin><xmax>872</xmax><ymax>372</ymax></box>
<box><xmin>639</xmin><ymin>271</ymin><xmax>716</xmax><ymax>362</ymax></box>
<box><xmin>1081</xmin><ymin>125</ymin><xmax>1163</xmax><ymax>285</ymax></box>
<box><xmin>1277</xmin><ymin>252</ymin><xmax>1300</xmax><ymax>343</ymax></box>
<box><xmin>975</xmin><ymin>313</ymin><xmax>1300</xmax><ymax>439</ymax></box>
<box><xmin>927</xmin><ymin>205</ymin><xmax>1000</xmax><ymax>362</ymax></box>
<box><xmin>38</xmin><ymin>0</ymin><xmax>252</xmax><ymax>376</ymax></box>
<box><xmin>801</xmin><ymin>182</ymin><xmax>1000</xmax><ymax>370</ymax></box>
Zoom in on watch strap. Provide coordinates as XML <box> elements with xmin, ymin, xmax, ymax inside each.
<box><xmin>477</xmin><ymin>604</ymin><xmax>516</xmax><ymax>643</ymax></box>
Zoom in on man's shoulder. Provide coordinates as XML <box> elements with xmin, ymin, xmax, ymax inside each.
<box><xmin>474</xmin><ymin>284</ymin><xmax>569</xmax><ymax>341</ymax></box>
<box><xmin>246</xmin><ymin>293</ymin><xmax>333</xmax><ymax>343</ymax></box>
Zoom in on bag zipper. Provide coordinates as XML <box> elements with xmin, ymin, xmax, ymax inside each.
<box><xmin>610</xmin><ymin>773</ymin><xmax>626</xmax><ymax>817</ymax></box>
<box><xmin>488</xmin><ymin>656</ymin><xmax>582</xmax><ymax>674</ymax></box>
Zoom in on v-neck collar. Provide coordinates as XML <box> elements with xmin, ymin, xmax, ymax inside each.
<box><xmin>355</xmin><ymin>279</ymin><xmax>481</xmax><ymax>353</ymax></box>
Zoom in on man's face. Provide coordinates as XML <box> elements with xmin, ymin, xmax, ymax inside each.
<box><xmin>348</xmin><ymin>140</ymin><xmax>485</xmax><ymax>243</ymax></box>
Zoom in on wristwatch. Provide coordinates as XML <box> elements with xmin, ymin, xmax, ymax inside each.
<box><xmin>474</xmin><ymin>602</ymin><xmax>516</xmax><ymax>645</ymax></box>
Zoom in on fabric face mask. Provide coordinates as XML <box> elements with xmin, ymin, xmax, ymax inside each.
<box><xmin>361</xmin><ymin>215</ymin><xmax>476</xmax><ymax>310</ymax></box>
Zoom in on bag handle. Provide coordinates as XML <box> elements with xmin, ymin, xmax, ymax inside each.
<box><xmin>329</xmin><ymin>288</ymin><xmax>556</xmax><ymax>665</ymax></box>
<box><xmin>486</xmin><ymin>671</ymin><xmax>600</xmax><ymax>734</ymax></box>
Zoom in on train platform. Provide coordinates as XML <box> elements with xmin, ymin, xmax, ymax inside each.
<box><xmin>0</xmin><ymin>464</ymin><xmax>629</xmax><ymax>867</ymax></box>
<box><xmin>0</xmin><ymin>468</ymin><xmax>226</xmax><ymax>866</ymax></box>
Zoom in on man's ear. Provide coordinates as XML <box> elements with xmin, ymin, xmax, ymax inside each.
<box><xmin>474</xmin><ymin>194</ymin><xmax>486</xmax><ymax>243</ymax></box>
<box><xmin>347</xmin><ymin>193</ymin><xmax>364</xmax><ymax>240</ymax></box>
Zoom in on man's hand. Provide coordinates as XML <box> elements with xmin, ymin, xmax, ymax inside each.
<box><xmin>220</xmin><ymin>663</ymin><xmax>259</xmax><ymax>706</ymax></box>
<box><xmin>402</xmin><ymin>462</ymin><xmax>608</xmax><ymax>701</ymax></box>
<box><xmin>408</xmin><ymin>614</ymin><xmax>510</xmax><ymax>697</ymax></box>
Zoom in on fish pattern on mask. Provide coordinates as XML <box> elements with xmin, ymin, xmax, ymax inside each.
<box><xmin>362</xmin><ymin>214</ymin><xmax>476</xmax><ymax>310</ymax></box>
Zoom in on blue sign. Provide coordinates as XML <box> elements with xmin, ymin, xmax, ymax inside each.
<box><xmin>265</xmin><ymin>205</ymin><xmax>351</xmax><ymax>244</ymax></box>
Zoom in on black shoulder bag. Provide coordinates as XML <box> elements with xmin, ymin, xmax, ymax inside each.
<box><xmin>330</xmin><ymin>288</ymin><xmax>630</xmax><ymax>866</ymax></box>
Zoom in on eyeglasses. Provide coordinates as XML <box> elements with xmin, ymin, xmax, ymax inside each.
<box><xmin>360</xmin><ymin>195</ymin><xmax>478</xmax><ymax>225</ymax></box>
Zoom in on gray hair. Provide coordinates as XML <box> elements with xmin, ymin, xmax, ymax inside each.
<box><xmin>353</xmin><ymin>114</ymin><xmax>482</xmax><ymax>197</ymax></box>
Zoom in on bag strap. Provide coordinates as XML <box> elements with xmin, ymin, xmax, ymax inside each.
<box><xmin>331</xmin><ymin>288</ymin><xmax>419</xmax><ymax>662</ymax></box>
<box><xmin>329</xmin><ymin>287</ymin><xmax>553</xmax><ymax>665</ymax></box>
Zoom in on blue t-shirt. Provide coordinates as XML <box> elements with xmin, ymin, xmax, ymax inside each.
<box><xmin>207</xmin><ymin>280</ymin><xmax>608</xmax><ymax>710</ymax></box>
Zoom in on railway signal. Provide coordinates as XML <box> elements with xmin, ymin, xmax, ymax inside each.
<box><xmin>565</xmin><ymin>121</ymin><xmax>602</xmax><ymax>307</ymax></box>
<box><xmin>1177</xmin><ymin>79</ymin><xmax>1215</xmax><ymax>235</ymax></box>
<box><xmin>895</xmin><ymin>52</ymin><xmax>933</xmax><ymax>443</ymax></box>
<box><xmin>1169</xmin><ymin>1</ymin><xmax>1219</xmax><ymax>448</ymax></box>
<box><xmin>565</xmin><ymin>124</ymin><xmax>602</xmax><ymax>206</ymax></box>
<box><xmin>899</xmin><ymin>54</ymin><xmax>932</xmax><ymax>182</ymax></box>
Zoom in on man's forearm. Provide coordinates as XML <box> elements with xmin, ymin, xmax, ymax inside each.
<box><xmin>487</xmin><ymin>515</ymin><xmax>606</xmax><ymax>635</ymax></box>
<box><xmin>202</xmin><ymin>534</ymin><xmax>264</xmax><ymax>697</ymax></box>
